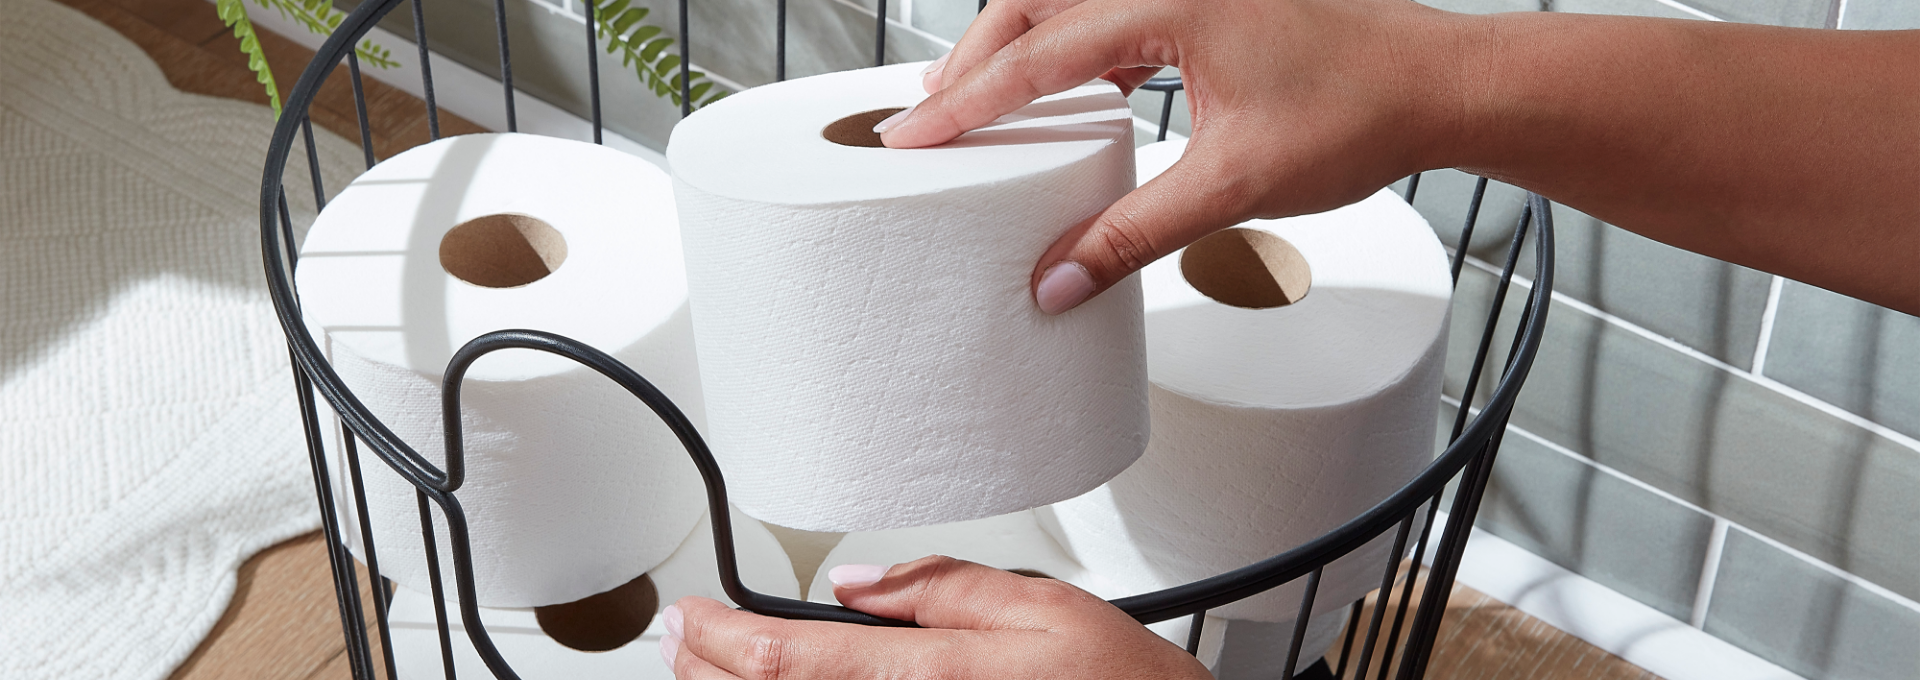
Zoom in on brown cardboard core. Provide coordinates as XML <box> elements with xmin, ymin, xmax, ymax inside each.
<box><xmin>534</xmin><ymin>573</ymin><xmax>659</xmax><ymax>652</ymax></box>
<box><xmin>822</xmin><ymin>107</ymin><xmax>906</xmax><ymax>148</ymax></box>
<box><xmin>439</xmin><ymin>213</ymin><xmax>567</xmax><ymax>288</ymax></box>
<box><xmin>1008</xmin><ymin>568</ymin><xmax>1056</xmax><ymax>579</ymax></box>
<box><xmin>1179</xmin><ymin>228</ymin><xmax>1311</xmax><ymax>309</ymax></box>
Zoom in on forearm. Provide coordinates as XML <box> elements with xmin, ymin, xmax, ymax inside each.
<box><xmin>1439</xmin><ymin>13</ymin><xmax>1920</xmax><ymax>314</ymax></box>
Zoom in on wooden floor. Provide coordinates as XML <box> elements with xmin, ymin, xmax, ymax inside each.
<box><xmin>43</xmin><ymin>0</ymin><xmax>1665</xmax><ymax>677</ymax></box>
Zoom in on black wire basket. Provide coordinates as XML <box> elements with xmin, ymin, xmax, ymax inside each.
<box><xmin>257</xmin><ymin>1</ymin><xmax>1557</xmax><ymax>678</ymax></box>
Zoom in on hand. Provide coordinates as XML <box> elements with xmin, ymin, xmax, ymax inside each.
<box><xmin>658</xmin><ymin>556</ymin><xmax>1210</xmax><ymax>680</ymax></box>
<box><xmin>878</xmin><ymin>0</ymin><xmax>1478</xmax><ymax>314</ymax></box>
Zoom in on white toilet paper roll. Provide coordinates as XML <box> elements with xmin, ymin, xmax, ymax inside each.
<box><xmin>299</xmin><ymin>133</ymin><xmax>707</xmax><ymax>607</ymax></box>
<box><xmin>1046</xmin><ymin>140</ymin><xmax>1452</xmax><ymax>622</ymax></box>
<box><xmin>387</xmin><ymin>509</ymin><xmax>799</xmax><ymax>680</ymax></box>
<box><xmin>668</xmin><ymin>62</ymin><xmax>1148</xmax><ymax>532</ymax></box>
<box><xmin>807</xmin><ymin>510</ymin><xmax>1193</xmax><ymax>646</ymax></box>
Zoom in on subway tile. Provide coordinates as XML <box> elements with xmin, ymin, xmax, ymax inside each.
<box><xmin>1447</xmin><ymin>265</ymin><xmax>1920</xmax><ymax>603</ymax></box>
<box><xmin>1669</xmin><ymin>0</ymin><xmax>1832</xmax><ymax>26</ymax></box>
<box><xmin>1545</xmin><ymin>204</ymin><xmax>1773</xmax><ymax>368</ymax></box>
<box><xmin>1762</xmin><ymin>280</ymin><xmax>1920</xmax><ymax>442</ymax></box>
<box><xmin>1841</xmin><ymin>0</ymin><xmax>1920</xmax><ymax>28</ymax></box>
<box><xmin>910</xmin><ymin>0</ymin><xmax>977</xmax><ymax>43</ymax></box>
<box><xmin>1468</xmin><ymin>406</ymin><xmax>1716</xmax><ymax>619</ymax></box>
<box><xmin>1551</xmin><ymin>0</ymin><xmax>1710</xmax><ymax>19</ymax></box>
<box><xmin>1705</xmin><ymin>529</ymin><xmax>1920</xmax><ymax>680</ymax></box>
<box><xmin>1419</xmin><ymin>185</ymin><xmax>1769</xmax><ymax>367</ymax></box>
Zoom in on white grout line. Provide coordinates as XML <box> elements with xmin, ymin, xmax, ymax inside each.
<box><xmin>1652</xmin><ymin>0</ymin><xmax>1726</xmax><ymax>21</ymax></box>
<box><xmin>1750</xmin><ymin>275</ymin><xmax>1785</xmax><ymax>376</ymax></box>
<box><xmin>1459</xmin><ymin>253</ymin><xmax>1920</xmax><ymax>455</ymax></box>
<box><xmin>1689</xmin><ymin>517</ymin><xmax>1731</xmax><ymax>628</ymax></box>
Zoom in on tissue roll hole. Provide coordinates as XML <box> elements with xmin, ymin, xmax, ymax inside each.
<box><xmin>439</xmin><ymin>213</ymin><xmax>568</xmax><ymax>288</ymax></box>
<box><xmin>1180</xmin><ymin>228</ymin><xmax>1311</xmax><ymax>309</ymax></box>
<box><xmin>822</xmin><ymin>107</ymin><xmax>907</xmax><ymax>148</ymax></box>
<box><xmin>534</xmin><ymin>573</ymin><xmax>659</xmax><ymax>652</ymax></box>
<box><xmin>1008</xmin><ymin>568</ymin><xmax>1056</xmax><ymax>579</ymax></box>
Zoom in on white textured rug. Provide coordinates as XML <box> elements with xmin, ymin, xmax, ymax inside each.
<box><xmin>0</xmin><ymin>0</ymin><xmax>365</xmax><ymax>677</ymax></box>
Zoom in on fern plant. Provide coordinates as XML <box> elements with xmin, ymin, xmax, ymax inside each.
<box><xmin>590</xmin><ymin>0</ymin><xmax>728</xmax><ymax>110</ymax></box>
<box><xmin>214</xmin><ymin>0</ymin><xmax>400</xmax><ymax>117</ymax></box>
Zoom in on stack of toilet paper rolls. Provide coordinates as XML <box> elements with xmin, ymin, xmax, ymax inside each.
<box><xmin>296</xmin><ymin>62</ymin><xmax>1451</xmax><ymax>680</ymax></box>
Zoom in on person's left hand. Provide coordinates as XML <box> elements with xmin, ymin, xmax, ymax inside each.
<box><xmin>658</xmin><ymin>555</ymin><xmax>1210</xmax><ymax>680</ymax></box>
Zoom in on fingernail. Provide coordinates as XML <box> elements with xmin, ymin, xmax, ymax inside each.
<box><xmin>921</xmin><ymin>53</ymin><xmax>950</xmax><ymax>93</ymax></box>
<box><xmin>662</xmin><ymin>604</ymin><xmax>684</xmax><ymax>638</ymax></box>
<box><xmin>660</xmin><ymin>635</ymin><xmax>680</xmax><ymax>668</ymax></box>
<box><xmin>828</xmin><ymin>563</ymin><xmax>889</xmax><ymax>588</ymax></box>
<box><xmin>872</xmin><ymin>105</ymin><xmax>914</xmax><ymax>134</ymax></box>
<box><xmin>1035</xmin><ymin>262</ymin><xmax>1096</xmax><ymax>315</ymax></box>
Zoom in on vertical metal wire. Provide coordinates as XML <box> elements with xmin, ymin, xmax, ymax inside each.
<box><xmin>1402</xmin><ymin>172</ymin><xmax>1422</xmax><ymax>203</ymax></box>
<box><xmin>343</xmin><ymin>434</ymin><xmax>401</xmax><ymax>680</ymax></box>
<box><xmin>1334</xmin><ymin>600</ymin><xmax>1364</xmax><ymax>678</ymax></box>
<box><xmin>1157</xmin><ymin>90</ymin><xmax>1174</xmax><ymax>142</ymax></box>
<box><xmin>585</xmin><ymin>0</ymin><xmax>603</xmax><ymax>144</ymax></box>
<box><xmin>294</xmin><ymin>369</ymin><xmax>378</xmax><ymax>680</ymax></box>
<box><xmin>873</xmin><ymin>0</ymin><xmax>887</xmax><ymax>67</ymax></box>
<box><xmin>1183</xmin><ymin>611</ymin><xmax>1207</xmax><ymax>656</ymax></box>
<box><xmin>493</xmin><ymin>0</ymin><xmax>518</xmax><ymax>131</ymax></box>
<box><xmin>678</xmin><ymin>0</ymin><xmax>691</xmax><ymax>117</ymax></box>
<box><xmin>1349</xmin><ymin>520</ymin><xmax>1414</xmax><ymax>680</ymax></box>
<box><xmin>419</xmin><ymin>492</ymin><xmax>459</xmax><ymax>680</ymax></box>
<box><xmin>1371</xmin><ymin>515</ymin><xmax>1422</xmax><ymax>680</ymax></box>
<box><xmin>411</xmin><ymin>0</ymin><xmax>442</xmax><ymax>139</ymax></box>
<box><xmin>301</xmin><ymin>118</ymin><xmax>327</xmax><ymax>209</ymax></box>
<box><xmin>776</xmin><ymin>0</ymin><xmax>788</xmax><ymax>81</ymax></box>
<box><xmin>1449</xmin><ymin>177</ymin><xmax>1491</xmax><ymax>286</ymax></box>
<box><xmin>345</xmin><ymin>53</ymin><xmax>377</xmax><ymax>169</ymax></box>
<box><xmin>1280</xmin><ymin>567</ymin><xmax>1324</xmax><ymax>680</ymax></box>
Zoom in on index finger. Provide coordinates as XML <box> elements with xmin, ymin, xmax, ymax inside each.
<box><xmin>880</xmin><ymin>0</ymin><xmax>1171</xmax><ymax>148</ymax></box>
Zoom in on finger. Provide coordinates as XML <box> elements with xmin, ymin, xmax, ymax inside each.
<box><xmin>830</xmin><ymin>556</ymin><xmax>1116</xmax><ymax>631</ymax></box>
<box><xmin>882</xmin><ymin>0</ymin><xmax>1169</xmax><ymax>148</ymax></box>
<box><xmin>1100</xmin><ymin>66</ymin><xmax>1164</xmax><ymax>96</ymax></box>
<box><xmin>675</xmin><ymin>595</ymin><xmax>975</xmax><ymax>680</ymax></box>
<box><xmin>669</xmin><ymin>635</ymin><xmax>746</xmax><ymax>680</ymax></box>
<box><xmin>930</xmin><ymin>0</ymin><xmax>1089</xmax><ymax>93</ymax></box>
<box><xmin>1033</xmin><ymin>138</ymin><xmax>1261</xmax><ymax>314</ymax></box>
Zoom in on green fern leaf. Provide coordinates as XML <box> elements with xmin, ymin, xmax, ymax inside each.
<box><xmin>629</xmin><ymin>24</ymin><xmax>661</xmax><ymax>44</ymax></box>
<box><xmin>652</xmin><ymin>53</ymin><xmax>680</xmax><ymax>76</ymax></box>
<box><xmin>687</xmin><ymin>81</ymin><xmax>712</xmax><ymax>102</ymax></box>
<box><xmin>639</xmin><ymin>37</ymin><xmax>671</xmax><ymax>62</ymax></box>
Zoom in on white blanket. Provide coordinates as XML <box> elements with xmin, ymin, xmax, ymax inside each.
<box><xmin>0</xmin><ymin>0</ymin><xmax>364</xmax><ymax>677</ymax></box>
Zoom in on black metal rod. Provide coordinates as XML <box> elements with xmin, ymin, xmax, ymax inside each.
<box><xmin>1372</xmin><ymin>515</ymin><xmax>1420</xmax><ymax>680</ymax></box>
<box><xmin>493</xmin><ymin>0</ymin><xmax>517</xmax><ymax>131</ymax></box>
<box><xmin>411</xmin><ymin>0</ymin><xmax>441</xmax><ymax>139</ymax></box>
<box><xmin>291</xmin><ymin>364</ymin><xmax>376</xmax><ymax>680</ymax></box>
<box><xmin>1281</xmin><ymin>567</ymin><xmax>1323</xmax><ymax>680</ymax></box>
<box><xmin>679</xmin><ymin>0</ymin><xmax>691</xmax><ymax>117</ymax></box>
<box><xmin>585</xmin><ymin>0</ymin><xmax>602</xmax><ymax>144</ymax></box>
<box><xmin>345</xmin><ymin>52</ymin><xmax>377</xmax><ymax>169</ymax></box>
<box><xmin>1403</xmin><ymin>172</ymin><xmax>1423</xmax><ymax>203</ymax></box>
<box><xmin>1335</xmin><ymin>600</ymin><xmax>1364</xmax><ymax>678</ymax></box>
<box><xmin>301</xmin><ymin>117</ymin><xmax>326</xmax><ymax>210</ymax></box>
<box><xmin>418</xmin><ymin>492</ymin><xmax>460</xmax><ymax>680</ymax></box>
<box><xmin>342</xmin><ymin>433</ymin><xmax>400</xmax><ymax>680</ymax></box>
<box><xmin>1184</xmin><ymin>611</ymin><xmax>1206</xmax><ymax>656</ymax></box>
<box><xmin>776</xmin><ymin>0</ymin><xmax>787</xmax><ymax>81</ymax></box>
<box><xmin>1349</xmin><ymin>519</ymin><xmax>1413</xmax><ymax>680</ymax></box>
<box><xmin>874</xmin><ymin>0</ymin><xmax>887</xmax><ymax>67</ymax></box>
<box><xmin>1450</xmin><ymin>176</ymin><xmax>1490</xmax><ymax>286</ymax></box>
<box><xmin>1158</xmin><ymin>90</ymin><xmax>1174</xmax><ymax>142</ymax></box>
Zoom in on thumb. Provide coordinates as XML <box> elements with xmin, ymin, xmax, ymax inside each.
<box><xmin>1033</xmin><ymin>142</ymin><xmax>1254</xmax><ymax>314</ymax></box>
<box><xmin>828</xmin><ymin>556</ymin><xmax>1118</xmax><ymax>631</ymax></box>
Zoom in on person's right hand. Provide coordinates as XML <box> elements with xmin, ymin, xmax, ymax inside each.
<box><xmin>876</xmin><ymin>0</ymin><xmax>1481</xmax><ymax>314</ymax></box>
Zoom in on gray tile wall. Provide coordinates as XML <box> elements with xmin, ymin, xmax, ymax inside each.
<box><xmin>1705</xmin><ymin>529</ymin><xmax>1920</xmax><ymax>679</ymax></box>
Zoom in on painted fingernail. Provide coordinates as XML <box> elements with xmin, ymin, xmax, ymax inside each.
<box><xmin>1035</xmin><ymin>262</ymin><xmax>1096</xmax><ymax>315</ymax></box>
<box><xmin>828</xmin><ymin>563</ymin><xmax>889</xmax><ymax>588</ymax></box>
<box><xmin>660</xmin><ymin>635</ymin><xmax>680</xmax><ymax>668</ymax></box>
<box><xmin>662</xmin><ymin>604</ymin><xmax>684</xmax><ymax>638</ymax></box>
<box><xmin>872</xmin><ymin>105</ymin><xmax>914</xmax><ymax>134</ymax></box>
<box><xmin>921</xmin><ymin>53</ymin><xmax>950</xmax><ymax>93</ymax></box>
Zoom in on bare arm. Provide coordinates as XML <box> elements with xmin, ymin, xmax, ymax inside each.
<box><xmin>880</xmin><ymin>1</ymin><xmax>1920</xmax><ymax>315</ymax></box>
